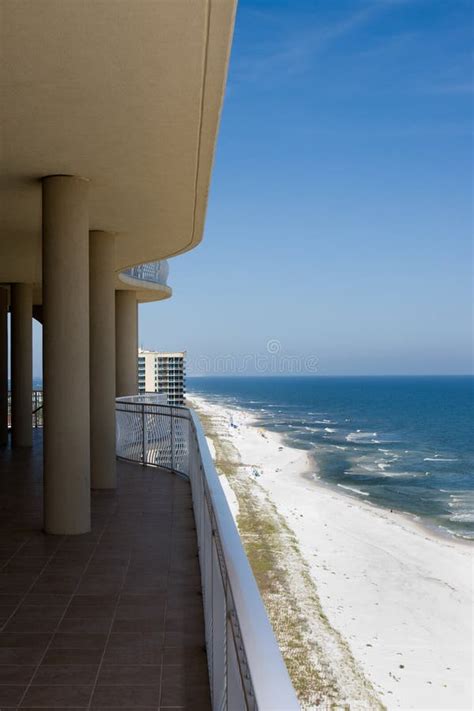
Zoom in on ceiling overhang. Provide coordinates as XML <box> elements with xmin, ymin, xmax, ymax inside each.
<box><xmin>0</xmin><ymin>0</ymin><xmax>236</xmax><ymax>284</ymax></box>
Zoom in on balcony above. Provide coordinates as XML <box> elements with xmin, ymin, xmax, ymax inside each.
<box><xmin>0</xmin><ymin>0</ymin><xmax>236</xmax><ymax>286</ymax></box>
<box><xmin>117</xmin><ymin>260</ymin><xmax>171</xmax><ymax>303</ymax></box>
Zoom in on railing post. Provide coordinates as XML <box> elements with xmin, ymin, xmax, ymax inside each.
<box><xmin>142</xmin><ymin>404</ymin><xmax>146</xmax><ymax>465</ymax></box>
<box><xmin>171</xmin><ymin>407</ymin><xmax>175</xmax><ymax>471</ymax></box>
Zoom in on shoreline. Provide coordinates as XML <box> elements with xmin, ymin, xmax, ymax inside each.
<box><xmin>188</xmin><ymin>393</ymin><xmax>473</xmax><ymax>711</ymax></box>
<box><xmin>301</xmin><ymin>468</ymin><xmax>474</xmax><ymax>552</ymax></box>
<box><xmin>202</xmin><ymin>396</ymin><xmax>474</xmax><ymax>549</ymax></box>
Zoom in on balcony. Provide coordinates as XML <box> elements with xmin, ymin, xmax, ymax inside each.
<box><xmin>118</xmin><ymin>261</ymin><xmax>172</xmax><ymax>303</ymax></box>
<box><xmin>0</xmin><ymin>398</ymin><xmax>298</xmax><ymax>710</ymax></box>
<box><xmin>117</xmin><ymin>398</ymin><xmax>298</xmax><ymax>708</ymax></box>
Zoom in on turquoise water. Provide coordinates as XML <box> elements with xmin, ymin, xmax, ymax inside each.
<box><xmin>188</xmin><ymin>376</ymin><xmax>474</xmax><ymax>540</ymax></box>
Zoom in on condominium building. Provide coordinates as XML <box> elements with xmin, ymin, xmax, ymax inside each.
<box><xmin>138</xmin><ymin>350</ymin><xmax>186</xmax><ymax>405</ymax></box>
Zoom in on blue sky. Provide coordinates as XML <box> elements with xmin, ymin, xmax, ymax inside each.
<box><xmin>35</xmin><ymin>0</ymin><xmax>473</xmax><ymax>377</ymax></box>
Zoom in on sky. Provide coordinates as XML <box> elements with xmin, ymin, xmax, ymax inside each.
<box><xmin>34</xmin><ymin>0</ymin><xmax>473</xmax><ymax>377</ymax></box>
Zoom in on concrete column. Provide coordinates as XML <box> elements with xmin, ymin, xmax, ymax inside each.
<box><xmin>11</xmin><ymin>283</ymin><xmax>33</xmax><ymax>447</ymax></box>
<box><xmin>115</xmin><ymin>290</ymin><xmax>138</xmax><ymax>397</ymax></box>
<box><xmin>42</xmin><ymin>175</ymin><xmax>90</xmax><ymax>535</ymax></box>
<box><xmin>0</xmin><ymin>289</ymin><xmax>8</xmax><ymax>446</ymax></box>
<box><xmin>90</xmin><ymin>230</ymin><xmax>116</xmax><ymax>489</ymax></box>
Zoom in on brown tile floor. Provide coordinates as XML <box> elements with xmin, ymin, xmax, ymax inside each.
<box><xmin>0</xmin><ymin>431</ymin><xmax>211</xmax><ymax>710</ymax></box>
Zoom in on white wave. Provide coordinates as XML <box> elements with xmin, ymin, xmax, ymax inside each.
<box><xmin>338</xmin><ymin>484</ymin><xmax>370</xmax><ymax>496</ymax></box>
<box><xmin>438</xmin><ymin>525</ymin><xmax>474</xmax><ymax>540</ymax></box>
<box><xmin>449</xmin><ymin>512</ymin><xmax>474</xmax><ymax>523</ymax></box>
<box><xmin>324</xmin><ymin>427</ymin><xmax>336</xmax><ymax>433</ymax></box>
<box><xmin>346</xmin><ymin>431</ymin><xmax>378</xmax><ymax>443</ymax></box>
<box><xmin>376</xmin><ymin>470</ymin><xmax>427</xmax><ymax>479</ymax></box>
<box><xmin>423</xmin><ymin>457</ymin><xmax>458</xmax><ymax>462</ymax></box>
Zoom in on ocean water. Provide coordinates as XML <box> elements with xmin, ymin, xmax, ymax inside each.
<box><xmin>187</xmin><ymin>376</ymin><xmax>474</xmax><ymax>541</ymax></box>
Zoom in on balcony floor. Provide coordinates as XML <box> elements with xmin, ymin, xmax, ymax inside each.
<box><xmin>0</xmin><ymin>431</ymin><xmax>211</xmax><ymax>710</ymax></box>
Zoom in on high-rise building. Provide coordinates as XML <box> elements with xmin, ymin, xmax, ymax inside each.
<box><xmin>138</xmin><ymin>350</ymin><xmax>186</xmax><ymax>405</ymax></box>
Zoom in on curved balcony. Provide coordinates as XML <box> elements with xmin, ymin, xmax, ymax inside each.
<box><xmin>122</xmin><ymin>260</ymin><xmax>169</xmax><ymax>285</ymax></box>
<box><xmin>117</xmin><ymin>259</ymin><xmax>172</xmax><ymax>302</ymax></box>
<box><xmin>115</xmin><ymin>398</ymin><xmax>299</xmax><ymax>710</ymax></box>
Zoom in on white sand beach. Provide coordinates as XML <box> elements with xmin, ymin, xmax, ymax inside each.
<box><xmin>189</xmin><ymin>394</ymin><xmax>473</xmax><ymax>711</ymax></box>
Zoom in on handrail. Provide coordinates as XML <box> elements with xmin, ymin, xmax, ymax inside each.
<box><xmin>115</xmin><ymin>398</ymin><xmax>300</xmax><ymax>711</ymax></box>
<box><xmin>120</xmin><ymin>260</ymin><xmax>169</xmax><ymax>286</ymax></box>
<box><xmin>189</xmin><ymin>409</ymin><xmax>300</xmax><ymax>710</ymax></box>
<box><xmin>7</xmin><ymin>390</ymin><xmax>43</xmax><ymax>428</ymax></box>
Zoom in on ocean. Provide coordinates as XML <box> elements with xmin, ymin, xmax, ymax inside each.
<box><xmin>187</xmin><ymin>375</ymin><xmax>474</xmax><ymax>541</ymax></box>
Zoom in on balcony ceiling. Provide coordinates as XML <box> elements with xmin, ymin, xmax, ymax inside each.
<box><xmin>0</xmin><ymin>0</ymin><xmax>235</xmax><ymax>285</ymax></box>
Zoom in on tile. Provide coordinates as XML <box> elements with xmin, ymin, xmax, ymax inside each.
<box><xmin>0</xmin><ymin>684</ymin><xmax>27</xmax><ymax>706</ymax></box>
<box><xmin>50</xmin><ymin>633</ymin><xmax>108</xmax><ymax>650</ymax></box>
<box><xmin>90</xmin><ymin>708</ymin><xmax>156</xmax><ymax>711</ymax></box>
<box><xmin>91</xmin><ymin>685</ymin><xmax>160</xmax><ymax>707</ymax></box>
<box><xmin>103</xmin><ymin>639</ymin><xmax>163</xmax><ymax>665</ymax></box>
<box><xmin>65</xmin><ymin>601</ymin><xmax>116</xmax><ymax>619</ymax></box>
<box><xmin>4</xmin><ymin>616</ymin><xmax>60</xmax><ymax>633</ymax></box>
<box><xmin>3</xmin><ymin>558</ymin><xmax>48</xmax><ymax>573</ymax></box>
<box><xmin>97</xmin><ymin>664</ymin><xmax>161</xmax><ymax>686</ymax></box>
<box><xmin>21</xmin><ymin>708</ymin><xmax>88</xmax><ymax>711</ymax></box>
<box><xmin>57</xmin><ymin>618</ymin><xmax>112</xmax><ymax>635</ymax></box>
<box><xmin>114</xmin><ymin>604</ymin><xmax>165</xmax><ymax>622</ymax></box>
<box><xmin>0</xmin><ymin>633</ymin><xmax>51</xmax><ymax>648</ymax></box>
<box><xmin>33</xmin><ymin>665</ymin><xmax>99</xmax><ymax>685</ymax></box>
<box><xmin>30</xmin><ymin>574</ymin><xmax>81</xmax><ymax>594</ymax></box>
<box><xmin>20</xmin><ymin>684</ymin><xmax>93</xmax><ymax>707</ymax></box>
<box><xmin>160</xmin><ymin>664</ymin><xmax>210</xmax><ymax>708</ymax></box>
<box><xmin>42</xmin><ymin>648</ymin><xmax>104</xmax><ymax>665</ymax></box>
<box><xmin>164</xmin><ymin>629</ymin><xmax>205</xmax><ymax>647</ymax></box>
<box><xmin>0</xmin><ymin>647</ymin><xmax>45</xmax><ymax>664</ymax></box>
<box><xmin>110</xmin><ymin>620</ymin><xmax>164</xmax><ymax>638</ymax></box>
<box><xmin>118</xmin><ymin>593</ymin><xmax>166</xmax><ymax>604</ymax></box>
<box><xmin>45</xmin><ymin>562</ymin><xmax>88</xmax><ymax>576</ymax></box>
<box><xmin>0</xmin><ymin>605</ymin><xmax>18</xmax><ymax>623</ymax></box>
<box><xmin>23</xmin><ymin>594</ymin><xmax>71</xmax><ymax>606</ymax></box>
<box><xmin>0</xmin><ymin>573</ymin><xmax>36</xmax><ymax>594</ymax></box>
<box><xmin>0</xmin><ymin>594</ymin><xmax>23</xmax><ymax>606</ymax></box>
<box><xmin>0</xmin><ymin>665</ymin><xmax>36</xmax><ymax>685</ymax></box>
<box><xmin>162</xmin><ymin>646</ymin><xmax>207</xmax><ymax>666</ymax></box>
<box><xmin>10</xmin><ymin>604</ymin><xmax>67</xmax><ymax>621</ymax></box>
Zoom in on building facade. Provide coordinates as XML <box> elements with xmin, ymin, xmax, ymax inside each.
<box><xmin>138</xmin><ymin>350</ymin><xmax>186</xmax><ymax>405</ymax></box>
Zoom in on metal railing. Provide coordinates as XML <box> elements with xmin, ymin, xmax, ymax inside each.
<box><xmin>116</xmin><ymin>397</ymin><xmax>299</xmax><ymax>711</ymax></box>
<box><xmin>121</xmin><ymin>260</ymin><xmax>169</xmax><ymax>285</ymax></box>
<box><xmin>7</xmin><ymin>390</ymin><xmax>43</xmax><ymax>428</ymax></box>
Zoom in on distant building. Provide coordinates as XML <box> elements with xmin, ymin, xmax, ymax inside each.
<box><xmin>138</xmin><ymin>350</ymin><xmax>186</xmax><ymax>405</ymax></box>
